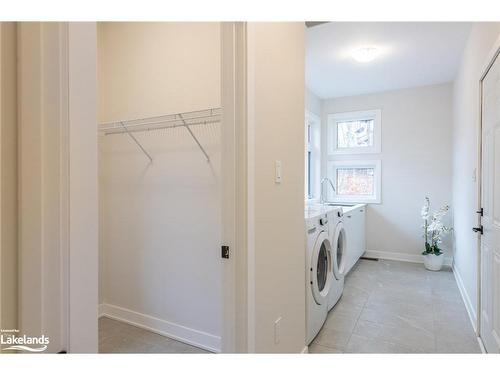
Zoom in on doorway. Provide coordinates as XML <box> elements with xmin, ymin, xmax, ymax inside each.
<box><xmin>96</xmin><ymin>22</ymin><xmax>238</xmax><ymax>354</ymax></box>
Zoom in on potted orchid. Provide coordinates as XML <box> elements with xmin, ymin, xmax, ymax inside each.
<box><xmin>421</xmin><ymin>197</ymin><xmax>453</xmax><ymax>271</ymax></box>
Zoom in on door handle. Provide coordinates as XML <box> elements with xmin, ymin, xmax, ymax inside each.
<box><xmin>472</xmin><ymin>226</ymin><xmax>483</xmax><ymax>235</ymax></box>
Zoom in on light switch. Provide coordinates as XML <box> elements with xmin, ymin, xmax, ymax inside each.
<box><xmin>275</xmin><ymin>160</ymin><xmax>282</xmax><ymax>183</ymax></box>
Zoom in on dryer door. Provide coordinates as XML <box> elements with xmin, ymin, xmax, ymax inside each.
<box><xmin>332</xmin><ymin>223</ymin><xmax>347</xmax><ymax>280</ymax></box>
<box><xmin>310</xmin><ymin>231</ymin><xmax>333</xmax><ymax>305</ymax></box>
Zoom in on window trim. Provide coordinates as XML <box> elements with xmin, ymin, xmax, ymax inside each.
<box><xmin>328</xmin><ymin>159</ymin><xmax>382</xmax><ymax>204</ymax></box>
<box><xmin>305</xmin><ymin>111</ymin><xmax>321</xmax><ymax>202</ymax></box>
<box><xmin>327</xmin><ymin>109</ymin><xmax>381</xmax><ymax>155</ymax></box>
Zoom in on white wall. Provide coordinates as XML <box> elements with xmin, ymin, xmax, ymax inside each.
<box><xmin>322</xmin><ymin>83</ymin><xmax>453</xmax><ymax>261</ymax></box>
<box><xmin>98</xmin><ymin>22</ymin><xmax>220</xmax><ymax>123</ymax></box>
<box><xmin>98</xmin><ymin>23</ymin><xmax>222</xmax><ymax>351</ymax></box>
<box><xmin>452</xmin><ymin>23</ymin><xmax>500</xmax><ymax>324</ymax></box>
<box><xmin>0</xmin><ymin>22</ymin><xmax>18</xmax><ymax>334</ymax></box>
<box><xmin>247</xmin><ymin>22</ymin><xmax>306</xmax><ymax>353</ymax></box>
<box><xmin>306</xmin><ymin>87</ymin><xmax>321</xmax><ymax>116</ymax></box>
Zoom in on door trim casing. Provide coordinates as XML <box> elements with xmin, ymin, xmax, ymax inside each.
<box><xmin>477</xmin><ymin>32</ymin><xmax>500</xmax><ymax>351</ymax></box>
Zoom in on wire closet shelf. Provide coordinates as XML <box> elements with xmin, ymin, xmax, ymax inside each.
<box><xmin>98</xmin><ymin>107</ymin><xmax>221</xmax><ymax>163</ymax></box>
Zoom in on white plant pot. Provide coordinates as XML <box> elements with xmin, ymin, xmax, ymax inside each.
<box><xmin>423</xmin><ymin>253</ymin><xmax>444</xmax><ymax>271</ymax></box>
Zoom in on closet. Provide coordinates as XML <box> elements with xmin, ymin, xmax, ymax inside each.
<box><xmin>97</xmin><ymin>22</ymin><xmax>223</xmax><ymax>353</ymax></box>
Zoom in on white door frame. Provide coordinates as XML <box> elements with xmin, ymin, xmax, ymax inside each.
<box><xmin>477</xmin><ymin>33</ymin><xmax>500</xmax><ymax>351</ymax></box>
<box><xmin>18</xmin><ymin>22</ymin><xmax>98</xmax><ymax>353</ymax></box>
<box><xmin>220</xmin><ymin>22</ymin><xmax>249</xmax><ymax>353</ymax></box>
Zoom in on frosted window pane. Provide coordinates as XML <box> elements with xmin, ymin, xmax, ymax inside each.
<box><xmin>337</xmin><ymin>119</ymin><xmax>374</xmax><ymax>148</ymax></box>
<box><xmin>336</xmin><ymin>168</ymin><xmax>374</xmax><ymax>195</ymax></box>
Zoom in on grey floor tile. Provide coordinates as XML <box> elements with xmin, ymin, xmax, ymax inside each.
<box><xmin>310</xmin><ymin>259</ymin><xmax>481</xmax><ymax>354</ymax></box>
<box><xmin>308</xmin><ymin>343</ymin><xmax>343</xmax><ymax>353</ymax></box>
<box><xmin>340</xmin><ymin>285</ymin><xmax>370</xmax><ymax>307</ymax></box>
<box><xmin>352</xmin><ymin>319</ymin><xmax>389</xmax><ymax>342</ymax></box>
<box><xmin>345</xmin><ymin>334</ymin><xmax>406</xmax><ymax>353</ymax></box>
<box><xmin>436</xmin><ymin>336</ymin><xmax>482</xmax><ymax>353</ymax></box>
<box><xmin>353</xmin><ymin>318</ymin><xmax>435</xmax><ymax>352</ymax></box>
<box><xmin>98</xmin><ymin>317</ymin><xmax>209</xmax><ymax>354</ymax></box>
<box><xmin>324</xmin><ymin>310</ymin><xmax>359</xmax><ymax>333</ymax></box>
<box><xmin>312</xmin><ymin>326</ymin><xmax>352</xmax><ymax>351</ymax></box>
<box><xmin>358</xmin><ymin>305</ymin><xmax>434</xmax><ymax>331</ymax></box>
<box><xmin>329</xmin><ymin>297</ymin><xmax>364</xmax><ymax>319</ymax></box>
<box><xmin>149</xmin><ymin>339</ymin><xmax>209</xmax><ymax>354</ymax></box>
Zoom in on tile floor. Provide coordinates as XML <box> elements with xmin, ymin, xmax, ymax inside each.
<box><xmin>98</xmin><ymin>317</ymin><xmax>209</xmax><ymax>353</ymax></box>
<box><xmin>309</xmin><ymin>259</ymin><xmax>482</xmax><ymax>353</ymax></box>
<box><xmin>99</xmin><ymin>259</ymin><xmax>481</xmax><ymax>354</ymax></box>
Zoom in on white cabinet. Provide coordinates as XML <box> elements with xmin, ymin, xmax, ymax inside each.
<box><xmin>343</xmin><ymin>204</ymin><xmax>366</xmax><ymax>274</ymax></box>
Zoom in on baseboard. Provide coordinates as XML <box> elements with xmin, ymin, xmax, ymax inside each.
<box><xmin>452</xmin><ymin>264</ymin><xmax>477</xmax><ymax>332</ymax></box>
<box><xmin>364</xmin><ymin>250</ymin><xmax>453</xmax><ymax>266</ymax></box>
<box><xmin>301</xmin><ymin>346</ymin><xmax>309</xmax><ymax>354</ymax></box>
<box><xmin>99</xmin><ymin>303</ymin><xmax>221</xmax><ymax>353</ymax></box>
<box><xmin>98</xmin><ymin>303</ymin><xmax>104</xmax><ymax>318</ymax></box>
<box><xmin>477</xmin><ymin>336</ymin><xmax>486</xmax><ymax>353</ymax></box>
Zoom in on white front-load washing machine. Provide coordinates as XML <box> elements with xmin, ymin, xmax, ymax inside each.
<box><xmin>326</xmin><ymin>207</ymin><xmax>347</xmax><ymax>311</ymax></box>
<box><xmin>305</xmin><ymin>210</ymin><xmax>333</xmax><ymax>345</ymax></box>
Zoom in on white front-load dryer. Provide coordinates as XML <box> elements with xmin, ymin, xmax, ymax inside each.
<box><xmin>305</xmin><ymin>213</ymin><xmax>333</xmax><ymax>345</ymax></box>
<box><xmin>326</xmin><ymin>208</ymin><xmax>347</xmax><ymax>311</ymax></box>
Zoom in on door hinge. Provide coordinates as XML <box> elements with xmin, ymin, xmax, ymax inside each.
<box><xmin>472</xmin><ymin>226</ymin><xmax>484</xmax><ymax>235</ymax></box>
<box><xmin>221</xmin><ymin>245</ymin><xmax>230</xmax><ymax>259</ymax></box>
<box><xmin>477</xmin><ymin>208</ymin><xmax>484</xmax><ymax>216</ymax></box>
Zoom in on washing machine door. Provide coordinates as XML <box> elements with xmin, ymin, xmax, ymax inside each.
<box><xmin>310</xmin><ymin>231</ymin><xmax>333</xmax><ymax>305</ymax></box>
<box><xmin>332</xmin><ymin>223</ymin><xmax>347</xmax><ymax>280</ymax></box>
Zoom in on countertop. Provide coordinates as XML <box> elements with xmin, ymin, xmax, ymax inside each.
<box><xmin>305</xmin><ymin>201</ymin><xmax>366</xmax><ymax>218</ymax></box>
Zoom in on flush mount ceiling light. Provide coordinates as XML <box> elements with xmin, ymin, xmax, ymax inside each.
<box><xmin>352</xmin><ymin>47</ymin><xmax>380</xmax><ymax>63</ymax></box>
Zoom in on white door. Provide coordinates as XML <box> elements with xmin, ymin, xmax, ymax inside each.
<box><xmin>479</xmin><ymin>49</ymin><xmax>500</xmax><ymax>353</ymax></box>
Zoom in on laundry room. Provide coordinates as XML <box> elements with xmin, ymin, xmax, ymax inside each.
<box><xmin>303</xmin><ymin>22</ymin><xmax>484</xmax><ymax>353</ymax></box>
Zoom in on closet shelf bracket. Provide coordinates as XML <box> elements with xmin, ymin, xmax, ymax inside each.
<box><xmin>120</xmin><ymin>121</ymin><xmax>153</xmax><ymax>163</ymax></box>
<box><xmin>179</xmin><ymin>114</ymin><xmax>210</xmax><ymax>162</ymax></box>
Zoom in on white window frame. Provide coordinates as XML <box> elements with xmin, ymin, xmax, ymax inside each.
<box><xmin>327</xmin><ymin>109</ymin><xmax>381</xmax><ymax>155</ymax></box>
<box><xmin>305</xmin><ymin>111</ymin><xmax>321</xmax><ymax>202</ymax></box>
<box><xmin>328</xmin><ymin>160</ymin><xmax>382</xmax><ymax>204</ymax></box>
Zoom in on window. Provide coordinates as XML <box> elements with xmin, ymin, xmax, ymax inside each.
<box><xmin>328</xmin><ymin>160</ymin><xmax>381</xmax><ymax>203</ymax></box>
<box><xmin>305</xmin><ymin>111</ymin><xmax>321</xmax><ymax>201</ymax></box>
<box><xmin>326</xmin><ymin>109</ymin><xmax>382</xmax><ymax>204</ymax></box>
<box><xmin>336</xmin><ymin>167</ymin><xmax>374</xmax><ymax>195</ymax></box>
<box><xmin>328</xmin><ymin>110</ymin><xmax>381</xmax><ymax>154</ymax></box>
<box><xmin>337</xmin><ymin>119</ymin><xmax>374</xmax><ymax>149</ymax></box>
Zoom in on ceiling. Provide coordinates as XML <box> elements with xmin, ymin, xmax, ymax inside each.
<box><xmin>306</xmin><ymin>22</ymin><xmax>472</xmax><ymax>99</ymax></box>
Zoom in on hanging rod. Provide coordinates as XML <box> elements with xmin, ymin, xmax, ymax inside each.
<box><xmin>98</xmin><ymin>107</ymin><xmax>221</xmax><ymax>163</ymax></box>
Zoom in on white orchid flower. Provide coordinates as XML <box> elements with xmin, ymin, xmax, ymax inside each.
<box><xmin>421</xmin><ymin>197</ymin><xmax>430</xmax><ymax>220</ymax></box>
<box><xmin>428</xmin><ymin>220</ymin><xmax>444</xmax><ymax>232</ymax></box>
<box><xmin>421</xmin><ymin>197</ymin><xmax>453</xmax><ymax>255</ymax></box>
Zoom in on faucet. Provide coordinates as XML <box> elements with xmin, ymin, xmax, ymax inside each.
<box><xmin>320</xmin><ymin>177</ymin><xmax>336</xmax><ymax>204</ymax></box>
